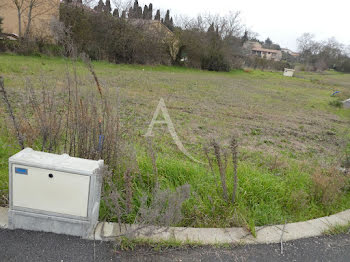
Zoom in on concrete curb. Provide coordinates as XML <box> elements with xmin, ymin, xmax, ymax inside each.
<box><xmin>1</xmin><ymin>207</ymin><xmax>349</xmax><ymax>244</ymax></box>
<box><xmin>0</xmin><ymin>207</ymin><xmax>8</xmax><ymax>228</ymax></box>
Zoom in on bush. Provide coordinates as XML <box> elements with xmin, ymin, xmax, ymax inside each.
<box><xmin>59</xmin><ymin>3</ymin><xmax>171</xmax><ymax>65</ymax></box>
<box><xmin>201</xmin><ymin>53</ymin><xmax>230</xmax><ymax>72</ymax></box>
<box><xmin>243</xmin><ymin>56</ymin><xmax>291</xmax><ymax>71</ymax></box>
<box><xmin>336</xmin><ymin>57</ymin><xmax>350</xmax><ymax>73</ymax></box>
<box><xmin>329</xmin><ymin>99</ymin><xmax>343</xmax><ymax>108</ymax></box>
<box><xmin>0</xmin><ymin>39</ymin><xmax>21</xmax><ymax>53</ymax></box>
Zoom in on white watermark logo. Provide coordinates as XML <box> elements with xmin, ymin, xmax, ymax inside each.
<box><xmin>145</xmin><ymin>98</ymin><xmax>202</xmax><ymax>164</ymax></box>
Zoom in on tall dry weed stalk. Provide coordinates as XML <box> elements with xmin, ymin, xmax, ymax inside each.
<box><xmin>0</xmin><ymin>22</ymin><xmax>192</xmax><ymax>228</ymax></box>
<box><xmin>231</xmin><ymin>137</ymin><xmax>238</xmax><ymax>204</ymax></box>
<box><xmin>205</xmin><ymin>136</ymin><xmax>239</xmax><ymax>204</ymax></box>
<box><xmin>0</xmin><ymin>77</ymin><xmax>24</xmax><ymax>149</ymax></box>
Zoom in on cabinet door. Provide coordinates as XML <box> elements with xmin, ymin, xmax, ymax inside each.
<box><xmin>12</xmin><ymin>165</ymin><xmax>90</xmax><ymax>217</ymax></box>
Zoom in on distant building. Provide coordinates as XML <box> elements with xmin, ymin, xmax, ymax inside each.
<box><xmin>243</xmin><ymin>41</ymin><xmax>282</xmax><ymax>61</ymax></box>
<box><xmin>281</xmin><ymin>48</ymin><xmax>300</xmax><ymax>57</ymax></box>
<box><xmin>0</xmin><ymin>0</ymin><xmax>60</xmax><ymax>38</ymax></box>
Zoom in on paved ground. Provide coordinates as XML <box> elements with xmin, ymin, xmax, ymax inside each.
<box><xmin>0</xmin><ymin>228</ymin><xmax>349</xmax><ymax>262</ymax></box>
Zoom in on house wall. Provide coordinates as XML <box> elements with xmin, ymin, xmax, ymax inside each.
<box><xmin>252</xmin><ymin>49</ymin><xmax>282</xmax><ymax>61</ymax></box>
<box><xmin>244</xmin><ymin>41</ymin><xmax>283</xmax><ymax>61</ymax></box>
<box><xmin>0</xmin><ymin>0</ymin><xmax>60</xmax><ymax>37</ymax></box>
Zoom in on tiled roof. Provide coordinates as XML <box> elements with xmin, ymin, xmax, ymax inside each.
<box><xmin>252</xmin><ymin>47</ymin><xmax>281</xmax><ymax>54</ymax></box>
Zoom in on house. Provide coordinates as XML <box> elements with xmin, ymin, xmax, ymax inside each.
<box><xmin>0</xmin><ymin>0</ymin><xmax>60</xmax><ymax>38</ymax></box>
<box><xmin>281</xmin><ymin>48</ymin><xmax>299</xmax><ymax>57</ymax></box>
<box><xmin>243</xmin><ymin>41</ymin><xmax>282</xmax><ymax>61</ymax></box>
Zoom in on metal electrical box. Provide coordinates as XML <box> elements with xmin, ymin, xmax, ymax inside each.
<box><xmin>8</xmin><ymin>148</ymin><xmax>104</xmax><ymax>238</ymax></box>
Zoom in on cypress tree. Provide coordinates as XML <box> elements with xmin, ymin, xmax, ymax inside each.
<box><xmin>104</xmin><ymin>0</ymin><xmax>112</xmax><ymax>14</ymax></box>
<box><xmin>137</xmin><ymin>6</ymin><xmax>142</xmax><ymax>18</ymax></box>
<box><xmin>133</xmin><ymin>0</ymin><xmax>139</xmax><ymax>11</ymax></box>
<box><xmin>148</xmin><ymin>3</ymin><xmax>153</xmax><ymax>19</ymax></box>
<box><xmin>128</xmin><ymin>7</ymin><xmax>134</xmax><ymax>18</ymax></box>
<box><xmin>94</xmin><ymin>0</ymin><xmax>104</xmax><ymax>12</ymax></box>
<box><xmin>113</xmin><ymin>8</ymin><xmax>119</xmax><ymax>18</ymax></box>
<box><xmin>241</xmin><ymin>30</ymin><xmax>249</xmax><ymax>43</ymax></box>
<box><xmin>164</xmin><ymin>10</ymin><xmax>174</xmax><ymax>31</ymax></box>
<box><xmin>143</xmin><ymin>5</ymin><xmax>148</xmax><ymax>19</ymax></box>
<box><xmin>164</xmin><ymin>10</ymin><xmax>170</xmax><ymax>24</ymax></box>
<box><xmin>154</xmin><ymin>9</ymin><xmax>160</xmax><ymax>20</ymax></box>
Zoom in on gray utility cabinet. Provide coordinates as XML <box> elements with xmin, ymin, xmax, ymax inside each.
<box><xmin>8</xmin><ymin>148</ymin><xmax>103</xmax><ymax>238</ymax></box>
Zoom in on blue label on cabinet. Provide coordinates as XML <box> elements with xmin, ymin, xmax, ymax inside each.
<box><xmin>15</xmin><ymin>167</ymin><xmax>28</xmax><ymax>175</ymax></box>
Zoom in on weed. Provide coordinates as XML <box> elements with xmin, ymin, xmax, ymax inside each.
<box><xmin>250</xmin><ymin>128</ymin><xmax>262</xmax><ymax>136</ymax></box>
<box><xmin>115</xmin><ymin>236</ymin><xmax>203</xmax><ymax>251</ymax></box>
<box><xmin>329</xmin><ymin>99</ymin><xmax>343</xmax><ymax>108</ymax></box>
<box><xmin>311</xmin><ymin>167</ymin><xmax>349</xmax><ymax>207</ymax></box>
<box><xmin>1</xmin><ymin>54</ymin><xmax>350</xmax><ymax>229</ymax></box>
<box><xmin>204</xmin><ymin>136</ymin><xmax>239</xmax><ymax>204</ymax></box>
<box><xmin>323</xmin><ymin>222</ymin><xmax>350</xmax><ymax>235</ymax></box>
<box><xmin>343</xmin><ymin>142</ymin><xmax>350</xmax><ymax>168</ymax></box>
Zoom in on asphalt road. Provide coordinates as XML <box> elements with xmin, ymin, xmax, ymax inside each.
<box><xmin>0</xmin><ymin>228</ymin><xmax>349</xmax><ymax>262</ymax></box>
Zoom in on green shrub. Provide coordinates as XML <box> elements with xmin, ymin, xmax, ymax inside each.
<box><xmin>0</xmin><ymin>39</ymin><xmax>21</xmax><ymax>53</ymax></box>
<box><xmin>329</xmin><ymin>99</ymin><xmax>343</xmax><ymax>108</ymax></box>
<box><xmin>201</xmin><ymin>53</ymin><xmax>231</xmax><ymax>72</ymax></box>
<box><xmin>244</xmin><ymin>56</ymin><xmax>292</xmax><ymax>71</ymax></box>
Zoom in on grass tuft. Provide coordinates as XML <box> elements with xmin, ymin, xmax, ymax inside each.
<box><xmin>323</xmin><ymin>222</ymin><xmax>350</xmax><ymax>235</ymax></box>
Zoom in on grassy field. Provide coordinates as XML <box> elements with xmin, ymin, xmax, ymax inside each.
<box><xmin>0</xmin><ymin>54</ymin><xmax>350</xmax><ymax>229</ymax></box>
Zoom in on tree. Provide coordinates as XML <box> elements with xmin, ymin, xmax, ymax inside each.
<box><xmin>154</xmin><ymin>9</ymin><xmax>160</xmax><ymax>20</ymax></box>
<box><xmin>142</xmin><ymin>3</ymin><xmax>152</xmax><ymax>20</ymax></box>
<box><xmin>142</xmin><ymin>5</ymin><xmax>148</xmax><ymax>19</ymax></box>
<box><xmin>297</xmin><ymin>33</ymin><xmax>320</xmax><ymax>65</ymax></box>
<box><xmin>12</xmin><ymin>0</ymin><xmax>25</xmax><ymax>37</ymax></box>
<box><xmin>0</xmin><ymin>17</ymin><xmax>3</xmax><ymax>34</ymax></box>
<box><xmin>241</xmin><ymin>30</ymin><xmax>248</xmax><ymax>43</ymax></box>
<box><xmin>128</xmin><ymin>7</ymin><xmax>134</xmax><ymax>18</ymax></box>
<box><xmin>104</xmin><ymin>0</ymin><xmax>112</xmax><ymax>14</ymax></box>
<box><xmin>163</xmin><ymin>10</ymin><xmax>174</xmax><ymax>31</ymax></box>
<box><xmin>164</xmin><ymin>9</ymin><xmax>170</xmax><ymax>23</ymax></box>
<box><xmin>136</xmin><ymin>6</ymin><xmax>142</xmax><ymax>18</ymax></box>
<box><xmin>94</xmin><ymin>0</ymin><xmax>105</xmax><ymax>12</ymax></box>
<box><xmin>113</xmin><ymin>8</ymin><xmax>119</xmax><ymax>17</ymax></box>
<box><xmin>297</xmin><ymin>33</ymin><xmax>349</xmax><ymax>71</ymax></box>
<box><xmin>264</xmin><ymin>37</ymin><xmax>272</xmax><ymax>47</ymax></box>
<box><xmin>11</xmin><ymin>0</ymin><xmax>58</xmax><ymax>39</ymax></box>
<box><xmin>148</xmin><ymin>3</ymin><xmax>153</xmax><ymax>19</ymax></box>
<box><xmin>297</xmin><ymin>33</ymin><xmax>317</xmax><ymax>54</ymax></box>
<box><xmin>207</xmin><ymin>22</ymin><xmax>214</xmax><ymax>33</ymax></box>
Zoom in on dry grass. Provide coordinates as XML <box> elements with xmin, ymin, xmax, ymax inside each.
<box><xmin>311</xmin><ymin>167</ymin><xmax>349</xmax><ymax>206</ymax></box>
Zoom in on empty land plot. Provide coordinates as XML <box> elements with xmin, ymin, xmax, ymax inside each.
<box><xmin>0</xmin><ymin>54</ymin><xmax>349</xmax><ymax>227</ymax></box>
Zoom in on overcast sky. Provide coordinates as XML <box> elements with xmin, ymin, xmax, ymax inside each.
<box><xmin>126</xmin><ymin>0</ymin><xmax>350</xmax><ymax>51</ymax></box>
